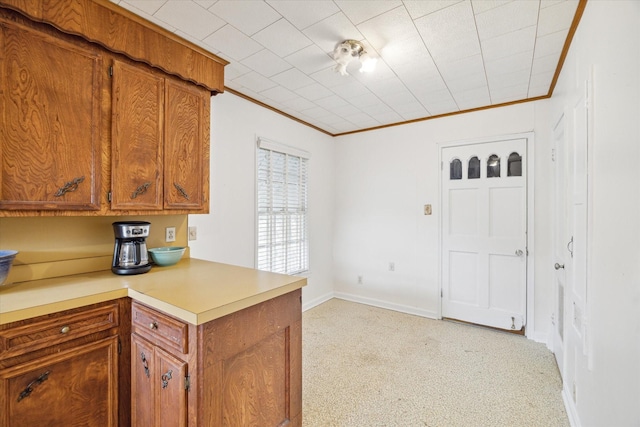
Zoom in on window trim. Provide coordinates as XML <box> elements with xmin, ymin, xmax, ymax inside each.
<box><xmin>255</xmin><ymin>136</ymin><xmax>310</xmax><ymax>276</ymax></box>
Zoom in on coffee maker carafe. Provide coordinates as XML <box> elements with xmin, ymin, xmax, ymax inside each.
<box><xmin>112</xmin><ymin>221</ymin><xmax>152</xmax><ymax>275</ymax></box>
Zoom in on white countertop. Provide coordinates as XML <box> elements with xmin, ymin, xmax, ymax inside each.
<box><xmin>0</xmin><ymin>258</ymin><xmax>306</xmax><ymax>325</ymax></box>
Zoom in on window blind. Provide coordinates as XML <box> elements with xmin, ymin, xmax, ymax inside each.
<box><xmin>256</xmin><ymin>139</ymin><xmax>309</xmax><ymax>275</ymax></box>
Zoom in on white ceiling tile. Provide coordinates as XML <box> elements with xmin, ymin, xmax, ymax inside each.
<box><xmin>485</xmin><ymin>51</ymin><xmax>533</xmax><ymax>76</ymax></box>
<box><xmin>232</xmin><ymin>71</ymin><xmax>278</xmax><ymax>93</ymax></box>
<box><xmin>331</xmin><ymin>81</ymin><xmax>371</xmax><ymax>99</ymax></box>
<box><xmin>343</xmin><ymin>112</ymin><xmax>379</xmax><ymax>127</ymax></box>
<box><xmin>437</xmin><ymin>54</ymin><xmax>485</xmax><ymax>82</ymax></box>
<box><xmin>415</xmin><ymin>1</ymin><xmax>480</xmax><ymax>62</ymax></box>
<box><xmin>534</xmin><ymin>29</ymin><xmax>569</xmax><ymax>58</ymax></box>
<box><xmin>153</xmin><ymin>0</ymin><xmax>224</xmax><ymax>39</ymax></box>
<box><xmin>425</xmin><ymin>99</ymin><xmax>461</xmax><ymax>116</ymax></box>
<box><xmin>529</xmin><ymin>71</ymin><xmax>555</xmax><ymax>91</ymax></box>
<box><xmin>281</xmin><ymin>96</ymin><xmax>318</xmax><ymax>111</ymax></box>
<box><xmin>331</xmin><ymin>103</ymin><xmax>362</xmax><ymax>117</ymax></box>
<box><xmin>285</xmin><ymin>45</ymin><xmax>336</xmax><ymax>74</ymax></box>
<box><xmin>357</xmin><ymin>6</ymin><xmax>417</xmax><ymax>50</ymax></box>
<box><xmin>252</xmin><ymin>19</ymin><xmax>313</xmax><ymax>57</ymax></box>
<box><xmin>368</xmin><ymin>76</ymin><xmax>409</xmax><ymax>98</ymax></box>
<box><xmin>490</xmin><ymin>83</ymin><xmax>529</xmax><ymax>104</ymax></box>
<box><xmin>223</xmin><ymin>61</ymin><xmax>252</xmax><ymax>80</ymax></box>
<box><xmin>241</xmin><ymin>49</ymin><xmax>292</xmax><ymax>77</ymax></box>
<box><xmin>454</xmin><ymin>86</ymin><xmax>491</xmax><ymax>110</ymax></box>
<box><xmin>267</xmin><ymin>1</ymin><xmax>341</xmax><ymax>30</ymax></box>
<box><xmin>528</xmin><ymin>83</ymin><xmax>550</xmax><ymax>98</ymax></box>
<box><xmin>475</xmin><ymin>1</ymin><xmax>539</xmax><ymax>41</ymax></box>
<box><xmin>404</xmin><ymin>0</ymin><xmax>464</xmax><ymax>20</ymax></box>
<box><xmin>301</xmin><ymin>106</ymin><xmax>333</xmax><ymax>119</ymax></box>
<box><xmin>304</xmin><ymin>12</ymin><xmax>364</xmax><ymax>55</ymax></box>
<box><xmin>194</xmin><ymin>0</ymin><xmax>217</xmax><ymax>9</ymax></box>
<box><xmin>370</xmin><ymin>110</ymin><xmax>404</xmax><ymax>124</ymax></box>
<box><xmin>204</xmin><ymin>25</ymin><xmax>264</xmax><ymax>61</ymax></box>
<box><xmin>471</xmin><ymin>0</ymin><xmax>511</xmax><ymax>15</ymax></box>
<box><xmin>271</xmin><ymin>68</ymin><xmax>317</xmax><ymax>90</ymax></box>
<box><xmin>314</xmin><ymin>95</ymin><xmax>350</xmax><ymax>110</ymax></box>
<box><xmin>349</xmin><ymin>92</ymin><xmax>382</xmax><ymax>109</ymax></box>
<box><xmin>296</xmin><ymin>83</ymin><xmax>333</xmax><ymax>101</ymax></box>
<box><xmin>116</xmin><ymin>1</ymin><xmax>177</xmax><ymax>31</ymax></box>
<box><xmin>481</xmin><ymin>26</ymin><xmax>537</xmax><ymax>62</ymax></box>
<box><xmin>119</xmin><ymin>0</ymin><xmax>166</xmax><ymax>15</ymax></box>
<box><xmin>261</xmin><ymin>86</ymin><xmax>299</xmax><ymax>103</ymax></box>
<box><xmin>488</xmin><ymin>68</ymin><xmax>531</xmax><ymax>90</ymax></box>
<box><xmin>311</xmin><ymin>67</ymin><xmax>353</xmax><ymax>88</ymax></box>
<box><xmin>336</xmin><ymin>0</ymin><xmax>403</xmax><ymax>25</ymax></box>
<box><xmin>531</xmin><ymin>52</ymin><xmax>561</xmax><ymax>76</ymax></box>
<box><xmin>537</xmin><ymin>0</ymin><xmax>579</xmax><ymax>37</ymax></box>
<box><xmin>209</xmin><ymin>1</ymin><xmax>281</xmax><ymax>36</ymax></box>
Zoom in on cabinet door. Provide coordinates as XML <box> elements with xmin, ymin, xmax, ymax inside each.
<box><xmin>0</xmin><ymin>21</ymin><xmax>102</xmax><ymax>211</ymax></box>
<box><xmin>164</xmin><ymin>79</ymin><xmax>209</xmax><ymax>210</ymax></box>
<box><xmin>131</xmin><ymin>334</ymin><xmax>155</xmax><ymax>427</ymax></box>
<box><xmin>111</xmin><ymin>60</ymin><xmax>163</xmax><ymax>210</ymax></box>
<box><xmin>0</xmin><ymin>336</ymin><xmax>118</xmax><ymax>427</ymax></box>
<box><xmin>131</xmin><ymin>334</ymin><xmax>188</xmax><ymax>427</ymax></box>
<box><xmin>156</xmin><ymin>347</ymin><xmax>188</xmax><ymax>427</ymax></box>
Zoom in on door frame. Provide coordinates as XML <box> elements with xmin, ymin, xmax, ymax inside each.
<box><xmin>438</xmin><ymin>132</ymin><xmax>536</xmax><ymax>338</ymax></box>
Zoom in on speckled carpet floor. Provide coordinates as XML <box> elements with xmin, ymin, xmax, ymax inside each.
<box><xmin>302</xmin><ymin>299</ymin><xmax>569</xmax><ymax>427</ymax></box>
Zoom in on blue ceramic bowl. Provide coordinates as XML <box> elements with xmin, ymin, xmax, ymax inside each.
<box><xmin>0</xmin><ymin>250</ymin><xmax>18</xmax><ymax>286</ymax></box>
<box><xmin>148</xmin><ymin>247</ymin><xmax>186</xmax><ymax>266</ymax></box>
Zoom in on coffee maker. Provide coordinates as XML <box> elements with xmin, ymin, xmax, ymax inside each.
<box><xmin>112</xmin><ymin>221</ymin><xmax>152</xmax><ymax>275</ymax></box>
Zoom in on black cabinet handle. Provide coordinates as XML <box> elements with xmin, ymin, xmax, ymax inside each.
<box><xmin>131</xmin><ymin>182</ymin><xmax>151</xmax><ymax>199</ymax></box>
<box><xmin>140</xmin><ymin>352</ymin><xmax>150</xmax><ymax>378</ymax></box>
<box><xmin>161</xmin><ymin>370</ymin><xmax>173</xmax><ymax>389</ymax></box>
<box><xmin>54</xmin><ymin>176</ymin><xmax>85</xmax><ymax>197</ymax></box>
<box><xmin>17</xmin><ymin>371</ymin><xmax>50</xmax><ymax>402</ymax></box>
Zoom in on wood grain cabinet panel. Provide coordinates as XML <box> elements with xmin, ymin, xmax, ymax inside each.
<box><xmin>111</xmin><ymin>60</ymin><xmax>210</xmax><ymax>213</ymax></box>
<box><xmin>131</xmin><ymin>289</ymin><xmax>302</xmax><ymax>427</ymax></box>
<box><xmin>111</xmin><ymin>60</ymin><xmax>164</xmax><ymax>210</ymax></box>
<box><xmin>0</xmin><ymin>19</ymin><xmax>102</xmax><ymax>211</ymax></box>
<box><xmin>0</xmin><ymin>300</ymin><xmax>129</xmax><ymax>427</ymax></box>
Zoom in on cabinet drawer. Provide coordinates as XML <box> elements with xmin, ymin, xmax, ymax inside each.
<box><xmin>0</xmin><ymin>303</ymin><xmax>119</xmax><ymax>358</ymax></box>
<box><xmin>131</xmin><ymin>302</ymin><xmax>188</xmax><ymax>354</ymax></box>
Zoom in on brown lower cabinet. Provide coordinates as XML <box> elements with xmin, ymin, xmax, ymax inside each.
<box><xmin>0</xmin><ymin>289</ymin><xmax>302</xmax><ymax>426</ymax></box>
<box><xmin>131</xmin><ymin>289</ymin><xmax>302</xmax><ymax>427</ymax></box>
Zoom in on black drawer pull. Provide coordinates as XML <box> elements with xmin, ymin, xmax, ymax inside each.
<box><xmin>17</xmin><ymin>371</ymin><xmax>50</xmax><ymax>402</ymax></box>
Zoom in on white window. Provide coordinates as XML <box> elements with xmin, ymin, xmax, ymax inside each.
<box><xmin>256</xmin><ymin>138</ymin><xmax>309</xmax><ymax>275</ymax></box>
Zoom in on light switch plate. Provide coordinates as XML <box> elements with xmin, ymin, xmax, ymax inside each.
<box><xmin>188</xmin><ymin>226</ymin><xmax>197</xmax><ymax>241</ymax></box>
<box><xmin>424</xmin><ymin>204</ymin><xmax>432</xmax><ymax>215</ymax></box>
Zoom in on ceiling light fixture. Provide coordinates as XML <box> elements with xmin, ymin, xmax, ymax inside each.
<box><xmin>332</xmin><ymin>39</ymin><xmax>377</xmax><ymax>76</ymax></box>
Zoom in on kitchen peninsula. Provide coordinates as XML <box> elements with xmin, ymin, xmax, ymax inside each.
<box><xmin>0</xmin><ymin>259</ymin><xmax>306</xmax><ymax>426</ymax></box>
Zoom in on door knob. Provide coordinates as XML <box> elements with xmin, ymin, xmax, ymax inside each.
<box><xmin>515</xmin><ymin>249</ymin><xmax>524</xmax><ymax>256</ymax></box>
<box><xmin>554</xmin><ymin>263</ymin><xmax>565</xmax><ymax>270</ymax></box>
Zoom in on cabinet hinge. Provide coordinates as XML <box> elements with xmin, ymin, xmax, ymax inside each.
<box><xmin>109</xmin><ymin>65</ymin><xmax>113</xmax><ymax>77</ymax></box>
<box><xmin>185</xmin><ymin>375</ymin><xmax>191</xmax><ymax>391</ymax></box>
<box><xmin>117</xmin><ymin>338</ymin><xmax>122</xmax><ymax>355</ymax></box>
<box><xmin>107</xmin><ymin>191</ymin><xmax>112</xmax><ymax>202</ymax></box>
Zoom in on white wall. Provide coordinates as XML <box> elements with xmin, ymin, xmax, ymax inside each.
<box><xmin>189</xmin><ymin>93</ymin><xmax>336</xmax><ymax>307</ymax></box>
<box><xmin>548</xmin><ymin>1</ymin><xmax>640</xmax><ymax>425</ymax></box>
<box><xmin>332</xmin><ymin>102</ymin><xmax>555</xmax><ymax>339</ymax></box>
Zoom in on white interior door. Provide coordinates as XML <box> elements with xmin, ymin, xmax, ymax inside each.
<box><xmin>441</xmin><ymin>138</ymin><xmax>528</xmax><ymax>331</ymax></box>
<box><xmin>552</xmin><ymin>115</ymin><xmax>568</xmax><ymax>376</ymax></box>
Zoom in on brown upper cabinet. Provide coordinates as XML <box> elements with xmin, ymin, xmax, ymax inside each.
<box><xmin>0</xmin><ymin>20</ymin><xmax>103</xmax><ymax>211</ymax></box>
<box><xmin>0</xmin><ymin>1</ymin><xmax>225</xmax><ymax>216</ymax></box>
<box><xmin>111</xmin><ymin>61</ymin><xmax>209</xmax><ymax>212</ymax></box>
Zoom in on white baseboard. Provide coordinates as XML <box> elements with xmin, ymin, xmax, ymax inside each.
<box><xmin>302</xmin><ymin>291</ymin><xmax>334</xmax><ymax>312</ymax></box>
<box><xmin>333</xmin><ymin>291</ymin><xmax>439</xmax><ymax>319</ymax></box>
<box><xmin>562</xmin><ymin>386</ymin><xmax>580</xmax><ymax>427</ymax></box>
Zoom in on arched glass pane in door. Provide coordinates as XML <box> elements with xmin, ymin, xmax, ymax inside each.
<box><xmin>487</xmin><ymin>154</ymin><xmax>500</xmax><ymax>178</ymax></box>
<box><xmin>508</xmin><ymin>152</ymin><xmax>522</xmax><ymax>176</ymax></box>
<box><xmin>450</xmin><ymin>159</ymin><xmax>462</xmax><ymax>180</ymax></box>
<box><xmin>468</xmin><ymin>156</ymin><xmax>480</xmax><ymax>179</ymax></box>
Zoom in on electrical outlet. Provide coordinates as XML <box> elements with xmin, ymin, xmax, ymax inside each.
<box><xmin>165</xmin><ymin>227</ymin><xmax>176</xmax><ymax>242</ymax></box>
<box><xmin>188</xmin><ymin>226</ymin><xmax>197</xmax><ymax>241</ymax></box>
<box><xmin>424</xmin><ymin>204</ymin><xmax>432</xmax><ymax>215</ymax></box>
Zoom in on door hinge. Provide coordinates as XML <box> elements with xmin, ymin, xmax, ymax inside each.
<box><xmin>185</xmin><ymin>375</ymin><xmax>191</xmax><ymax>391</ymax></box>
<box><xmin>117</xmin><ymin>338</ymin><xmax>122</xmax><ymax>355</ymax></box>
<box><xmin>441</xmin><ymin>289</ymin><xmax>443</xmax><ymax>298</ymax></box>
<box><xmin>109</xmin><ymin>65</ymin><xmax>113</xmax><ymax>77</ymax></box>
<box><xmin>440</xmin><ymin>161</ymin><xmax>443</xmax><ymax>171</ymax></box>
